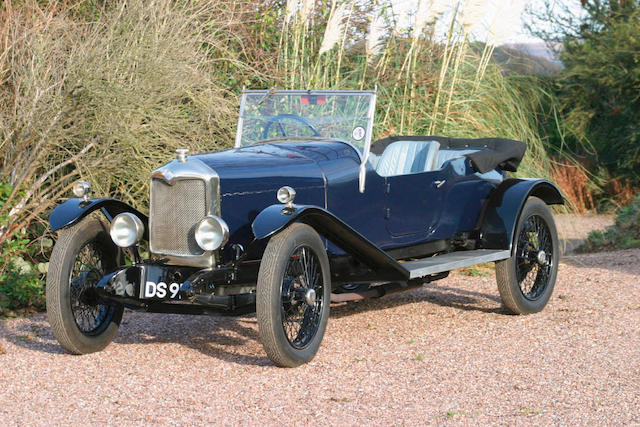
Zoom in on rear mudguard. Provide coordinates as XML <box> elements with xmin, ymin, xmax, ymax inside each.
<box><xmin>49</xmin><ymin>198</ymin><xmax>148</xmax><ymax>237</ymax></box>
<box><xmin>477</xmin><ymin>178</ymin><xmax>564</xmax><ymax>251</ymax></box>
<box><xmin>252</xmin><ymin>204</ymin><xmax>409</xmax><ymax>281</ymax></box>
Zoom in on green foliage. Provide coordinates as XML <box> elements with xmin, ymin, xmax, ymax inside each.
<box><xmin>0</xmin><ymin>260</ymin><xmax>45</xmax><ymax>313</ymax></box>
<box><xmin>528</xmin><ymin>1</ymin><xmax>640</xmax><ymax>184</ymax></box>
<box><xmin>582</xmin><ymin>192</ymin><xmax>640</xmax><ymax>251</ymax></box>
<box><xmin>0</xmin><ymin>181</ymin><xmax>48</xmax><ymax>313</ymax></box>
<box><xmin>559</xmin><ymin>8</ymin><xmax>640</xmax><ymax>181</ymax></box>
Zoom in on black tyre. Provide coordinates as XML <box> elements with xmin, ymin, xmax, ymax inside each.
<box><xmin>496</xmin><ymin>196</ymin><xmax>559</xmax><ymax>314</ymax></box>
<box><xmin>256</xmin><ymin>223</ymin><xmax>331</xmax><ymax>367</ymax></box>
<box><xmin>46</xmin><ymin>217</ymin><xmax>124</xmax><ymax>354</ymax></box>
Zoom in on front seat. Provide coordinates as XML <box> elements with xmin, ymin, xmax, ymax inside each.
<box><xmin>375</xmin><ymin>140</ymin><xmax>440</xmax><ymax>177</ymax></box>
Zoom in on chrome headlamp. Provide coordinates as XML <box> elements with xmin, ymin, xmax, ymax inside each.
<box><xmin>72</xmin><ymin>180</ymin><xmax>91</xmax><ymax>201</ymax></box>
<box><xmin>195</xmin><ymin>215</ymin><xmax>229</xmax><ymax>251</ymax></box>
<box><xmin>110</xmin><ymin>213</ymin><xmax>144</xmax><ymax>248</ymax></box>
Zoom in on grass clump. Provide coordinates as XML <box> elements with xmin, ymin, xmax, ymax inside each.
<box><xmin>581</xmin><ymin>192</ymin><xmax>640</xmax><ymax>252</ymax></box>
<box><xmin>457</xmin><ymin>262</ymin><xmax>494</xmax><ymax>277</ymax></box>
<box><xmin>0</xmin><ymin>0</ymin><xmax>256</xmax><ymax>305</ymax></box>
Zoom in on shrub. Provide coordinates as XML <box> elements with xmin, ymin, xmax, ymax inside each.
<box><xmin>0</xmin><ymin>181</ymin><xmax>48</xmax><ymax>313</ymax></box>
<box><xmin>549</xmin><ymin>160</ymin><xmax>595</xmax><ymax>213</ymax></box>
<box><xmin>581</xmin><ymin>192</ymin><xmax>640</xmax><ymax>252</ymax></box>
<box><xmin>528</xmin><ymin>1</ymin><xmax>640</xmax><ymax>185</ymax></box>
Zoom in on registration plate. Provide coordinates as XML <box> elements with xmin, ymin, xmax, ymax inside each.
<box><xmin>143</xmin><ymin>281</ymin><xmax>183</xmax><ymax>299</ymax></box>
<box><xmin>138</xmin><ymin>264</ymin><xmax>190</xmax><ymax>300</ymax></box>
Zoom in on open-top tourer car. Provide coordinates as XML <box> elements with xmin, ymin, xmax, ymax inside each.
<box><xmin>47</xmin><ymin>89</ymin><xmax>563</xmax><ymax>367</ymax></box>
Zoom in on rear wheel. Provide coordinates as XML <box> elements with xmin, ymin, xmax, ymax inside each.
<box><xmin>46</xmin><ymin>217</ymin><xmax>124</xmax><ymax>354</ymax></box>
<box><xmin>256</xmin><ymin>223</ymin><xmax>331</xmax><ymax>367</ymax></box>
<box><xmin>495</xmin><ymin>197</ymin><xmax>559</xmax><ymax>314</ymax></box>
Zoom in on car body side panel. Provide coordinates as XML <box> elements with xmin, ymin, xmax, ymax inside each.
<box><xmin>252</xmin><ymin>204</ymin><xmax>409</xmax><ymax>281</ymax></box>
<box><xmin>318</xmin><ymin>162</ymin><xmax>389</xmax><ymax>253</ymax></box>
<box><xmin>219</xmin><ymin>186</ymin><xmax>325</xmax><ymax>261</ymax></box>
<box><xmin>385</xmin><ymin>168</ymin><xmax>446</xmax><ymax>236</ymax></box>
<box><xmin>262</xmin><ymin>141</ymin><xmax>392</xmax><ymax>254</ymax></box>
<box><xmin>279</xmin><ymin>142</ymin><xmax>500</xmax><ymax>255</ymax></box>
<box><xmin>436</xmin><ymin>175</ymin><xmax>496</xmax><ymax>239</ymax></box>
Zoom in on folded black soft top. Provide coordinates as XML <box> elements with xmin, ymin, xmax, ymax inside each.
<box><xmin>371</xmin><ymin>136</ymin><xmax>527</xmax><ymax>174</ymax></box>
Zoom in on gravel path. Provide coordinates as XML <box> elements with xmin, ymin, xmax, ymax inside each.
<box><xmin>0</xmin><ymin>214</ymin><xmax>635</xmax><ymax>425</ymax></box>
<box><xmin>1</xmin><ymin>245</ymin><xmax>638</xmax><ymax>426</ymax></box>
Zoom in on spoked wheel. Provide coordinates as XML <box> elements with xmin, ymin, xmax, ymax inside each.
<box><xmin>496</xmin><ymin>197</ymin><xmax>559</xmax><ymax>314</ymax></box>
<box><xmin>280</xmin><ymin>245</ymin><xmax>326</xmax><ymax>349</ymax></box>
<box><xmin>69</xmin><ymin>242</ymin><xmax>116</xmax><ymax>335</ymax></box>
<box><xmin>515</xmin><ymin>214</ymin><xmax>554</xmax><ymax>301</ymax></box>
<box><xmin>257</xmin><ymin>223</ymin><xmax>331</xmax><ymax>367</ymax></box>
<box><xmin>47</xmin><ymin>217</ymin><xmax>124</xmax><ymax>354</ymax></box>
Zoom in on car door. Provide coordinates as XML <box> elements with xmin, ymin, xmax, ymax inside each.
<box><xmin>384</xmin><ymin>169</ymin><xmax>449</xmax><ymax>237</ymax></box>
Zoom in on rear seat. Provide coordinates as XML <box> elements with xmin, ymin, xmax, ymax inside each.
<box><xmin>434</xmin><ymin>148</ymin><xmax>479</xmax><ymax>170</ymax></box>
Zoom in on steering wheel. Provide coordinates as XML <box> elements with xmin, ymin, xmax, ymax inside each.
<box><xmin>262</xmin><ymin>114</ymin><xmax>321</xmax><ymax>139</ymax></box>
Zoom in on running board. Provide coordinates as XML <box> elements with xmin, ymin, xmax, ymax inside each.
<box><xmin>402</xmin><ymin>249</ymin><xmax>511</xmax><ymax>279</ymax></box>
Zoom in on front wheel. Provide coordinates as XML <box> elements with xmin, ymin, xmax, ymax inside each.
<box><xmin>256</xmin><ymin>223</ymin><xmax>331</xmax><ymax>367</ymax></box>
<box><xmin>495</xmin><ymin>196</ymin><xmax>559</xmax><ymax>314</ymax></box>
<box><xmin>46</xmin><ymin>217</ymin><xmax>124</xmax><ymax>354</ymax></box>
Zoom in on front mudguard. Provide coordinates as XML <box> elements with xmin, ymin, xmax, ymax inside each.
<box><xmin>252</xmin><ymin>204</ymin><xmax>409</xmax><ymax>281</ymax></box>
<box><xmin>478</xmin><ymin>178</ymin><xmax>564</xmax><ymax>251</ymax></box>
<box><xmin>49</xmin><ymin>198</ymin><xmax>148</xmax><ymax>236</ymax></box>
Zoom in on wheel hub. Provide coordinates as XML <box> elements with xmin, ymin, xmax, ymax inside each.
<box><xmin>536</xmin><ymin>250</ymin><xmax>547</xmax><ymax>265</ymax></box>
<box><xmin>304</xmin><ymin>288</ymin><xmax>316</xmax><ymax>306</ymax></box>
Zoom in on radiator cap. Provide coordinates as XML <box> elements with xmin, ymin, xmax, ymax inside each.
<box><xmin>176</xmin><ymin>148</ymin><xmax>189</xmax><ymax>162</ymax></box>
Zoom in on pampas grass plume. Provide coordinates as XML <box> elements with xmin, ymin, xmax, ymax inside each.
<box><xmin>366</xmin><ymin>12</ymin><xmax>386</xmax><ymax>62</ymax></box>
<box><xmin>486</xmin><ymin>1</ymin><xmax>520</xmax><ymax>46</ymax></box>
<box><xmin>285</xmin><ymin>0</ymin><xmax>300</xmax><ymax>25</ymax></box>
<box><xmin>319</xmin><ymin>2</ymin><xmax>348</xmax><ymax>55</ymax></box>
<box><xmin>461</xmin><ymin>0</ymin><xmax>489</xmax><ymax>35</ymax></box>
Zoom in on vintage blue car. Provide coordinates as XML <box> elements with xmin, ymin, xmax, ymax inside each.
<box><xmin>46</xmin><ymin>89</ymin><xmax>563</xmax><ymax>367</ymax></box>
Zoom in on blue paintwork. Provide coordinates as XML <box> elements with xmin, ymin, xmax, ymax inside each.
<box><xmin>436</xmin><ymin>161</ymin><xmax>497</xmax><ymax>240</ymax></box>
<box><xmin>191</xmin><ymin>140</ymin><xmax>557</xmax><ymax>262</ymax></box>
<box><xmin>478</xmin><ymin>178</ymin><xmax>564</xmax><ymax>251</ymax></box>
<box><xmin>49</xmin><ymin>198</ymin><xmax>148</xmax><ymax>232</ymax></box>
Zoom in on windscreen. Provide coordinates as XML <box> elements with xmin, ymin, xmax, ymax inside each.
<box><xmin>235</xmin><ymin>90</ymin><xmax>376</xmax><ymax>152</ymax></box>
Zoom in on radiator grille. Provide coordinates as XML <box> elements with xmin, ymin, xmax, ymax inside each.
<box><xmin>149</xmin><ymin>178</ymin><xmax>207</xmax><ymax>256</ymax></box>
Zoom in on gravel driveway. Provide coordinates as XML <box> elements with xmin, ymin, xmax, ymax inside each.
<box><xmin>1</xmin><ymin>219</ymin><xmax>638</xmax><ymax>425</ymax></box>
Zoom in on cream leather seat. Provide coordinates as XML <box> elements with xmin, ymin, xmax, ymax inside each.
<box><xmin>375</xmin><ymin>140</ymin><xmax>440</xmax><ymax>177</ymax></box>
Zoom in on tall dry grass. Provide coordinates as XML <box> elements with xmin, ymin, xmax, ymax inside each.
<box><xmin>272</xmin><ymin>0</ymin><xmax>556</xmax><ymax>181</ymax></box>
<box><xmin>0</xmin><ymin>0</ymin><xmax>258</xmax><ymax>248</ymax></box>
<box><xmin>550</xmin><ymin>161</ymin><xmax>595</xmax><ymax>213</ymax></box>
